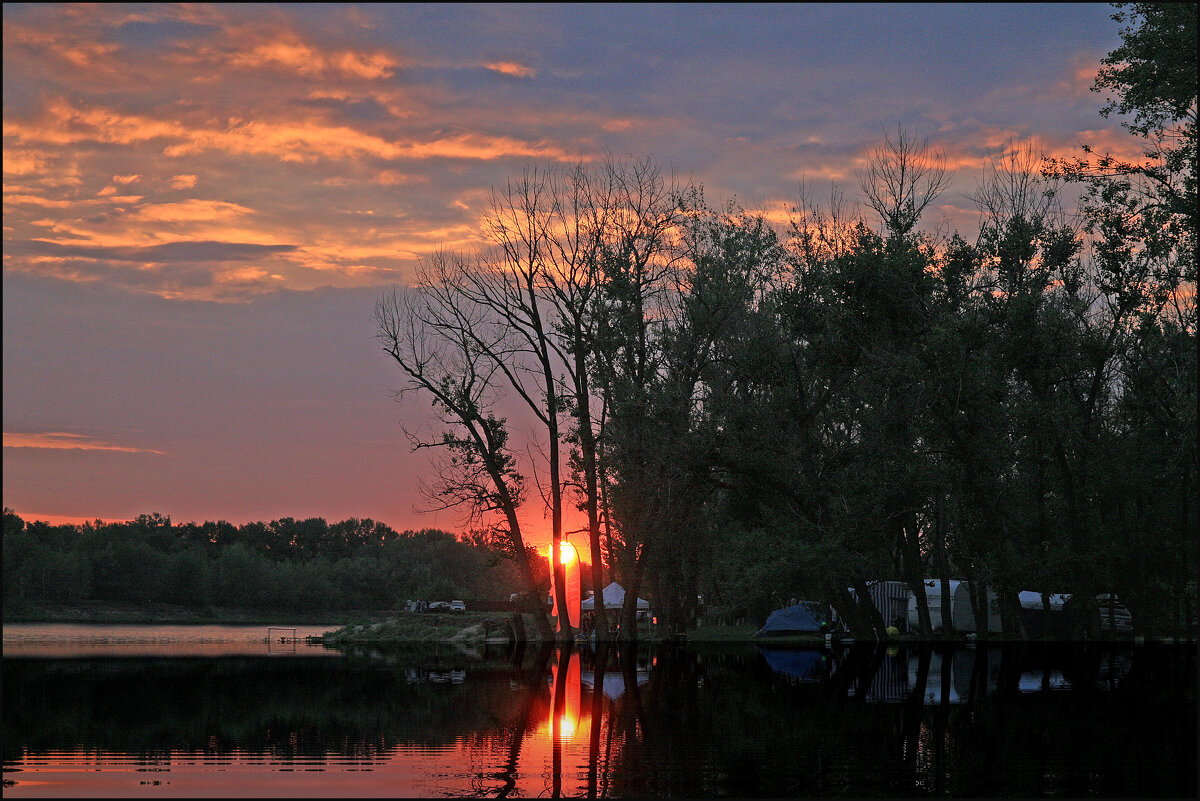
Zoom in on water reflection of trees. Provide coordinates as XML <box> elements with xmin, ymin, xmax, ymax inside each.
<box><xmin>594</xmin><ymin>643</ymin><xmax>1193</xmax><ymax>797</ymax></box>
<box><xmin>2</xmin><ymin>647</ymin><xmax>550</xmax><ymax>765</ymax></box>
<box><xmin>4</xmin><ymin>644</ymin><xmax>1194</xmax><ymax>797</ymax></box>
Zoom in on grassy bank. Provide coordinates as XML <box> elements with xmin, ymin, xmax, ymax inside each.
<box><xmin>323</xmin><ymin>611</ymin><xmax>547</xmax><ymax>644</ymax></box>
<box><xmin>686</xmin><ymin>623</ymin><xmax>762</xmax><ymax>642</ymax></box>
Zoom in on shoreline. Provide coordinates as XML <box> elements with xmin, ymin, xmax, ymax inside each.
<box><xmin>6</xmin><ymin>604</ymin><xmax>1191</xmax><ymax>646</ymax></box>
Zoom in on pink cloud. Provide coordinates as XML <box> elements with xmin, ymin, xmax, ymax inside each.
<box><xmin>3</xmin><ymin>432</ymin><xmax>164</xmax><ymax>455</ymax></box>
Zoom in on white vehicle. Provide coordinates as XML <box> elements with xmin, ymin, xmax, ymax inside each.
<box><xmin>449</xmin><ymin>600</ymin><xmax>466</xmax><ymax>613</ymax></box>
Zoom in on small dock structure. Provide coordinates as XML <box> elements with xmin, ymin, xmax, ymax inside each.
<box><xmin>267</xmin><ymin>626</ymin><xmax>298</xmax><ymax>643</ymax></box>
<box><xmin>266</xmin><ymin>627</ymin><xmax>325</xmax><ymax>652</ymax></box>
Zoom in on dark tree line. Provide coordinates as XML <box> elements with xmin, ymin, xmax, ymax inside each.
<box><xmin>376</xmin><ymin>4</ymin><xmax>1195</xmax><ymax>640</ymax></box>
<box><xmin>1</xmin><ymin>510</ymin><xmax>544</xmax><ymax>613</ymax></box>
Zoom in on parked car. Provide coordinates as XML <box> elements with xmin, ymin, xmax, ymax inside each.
<box><xmin>427</xmin><ymin>601</ymin><xmax>451</xmax><ymax>612</ymax></box>
<box><xmin>450</xmin><ymin>600</ymin><xmax>466</xmax><ymax>613</ymax></box>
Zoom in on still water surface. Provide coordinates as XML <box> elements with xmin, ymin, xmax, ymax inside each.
<box><xmin>3</xmin><ymin>624</ymin><xmax>1195</xmax><ymax>797</ymax></box>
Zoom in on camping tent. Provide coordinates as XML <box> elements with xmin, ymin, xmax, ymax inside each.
<box><xmin>755</xmin><ymin>601</ymin><xmax>827</xmax><ymax>637</ymax></box>
<box><xmin>580</xmin><ymin>581</ymin><xmax>649</xmax><ymax>612</ymax></box>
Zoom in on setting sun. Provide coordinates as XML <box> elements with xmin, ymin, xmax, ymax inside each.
<box><xmin>545</xmin><ymin>542</ymin><xmax>578</xmax><ymax>564</ymax></box>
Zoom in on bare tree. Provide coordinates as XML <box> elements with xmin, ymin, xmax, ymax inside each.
<box><xmin>858</xmin><ymin>126</ymin><xmax>951</xmax><ymax>238</ymax></box>
<box><xmin>378</xmin><ymin>157</ymin><xmax>694</xmax><ymax>644</ymax></box>
<box><xmin>420</xmin><ymin>169</ymin><xmax>575</xmax><ymax>643</ymax></box>
<box><xmin>373</xmin><ymin>283</ymin><xmax>554</xmax><ymax>639</ymax></box>
<box><xmin>971</xmin><ymin>139</ymin><xmax>1066</xmax><ymax>241</ymax></box>
<box><xmin>539</xmin><ymin>161</ymin><xmax>618</xmax><ymax>638</ymax></box>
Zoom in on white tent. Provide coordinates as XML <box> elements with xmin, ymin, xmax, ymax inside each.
<box><xmin>580</xmin><ymin>581</ymin><xmax>649</xmax><ymax>612</ymax></box>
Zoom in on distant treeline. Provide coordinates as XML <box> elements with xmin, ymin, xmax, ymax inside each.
<box><xmin>1</xmin><ymin>510</ymin><xmax>548</xmax><ymax>613</ymax></box>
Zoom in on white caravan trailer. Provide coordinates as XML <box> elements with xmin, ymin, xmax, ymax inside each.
<box><xmin>951</xmin><ymin>581</ymin><xmax>1004</xmax><ymax>633</ymax></box>
<box><xmin>906</xmin><ymin>579</ymin><xmax>960</xmax><ymax>631</ymax></box>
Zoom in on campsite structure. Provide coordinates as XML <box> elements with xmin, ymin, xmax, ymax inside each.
<box><xmin>579</xmin><ymin>581</ymin><xmax>653</xmax><ymax>637</ymax></box>
<box><xmin>770</xmin><ymin>581</ymin><xmax>1134</xmax><ymax>640</ymax></box>
<box><xmin>755</xmin><ymin>601</ymin><xmax>828</xmax><ymax>637</ymax></box>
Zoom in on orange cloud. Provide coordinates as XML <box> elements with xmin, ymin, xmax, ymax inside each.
<box><xmin>1048</xmin><ymin>128</ymin><xmax>1149</xmax><ymax>164</ymax></box>
<box><xmin>486</xmin><ymin>61</ymin><xmax>536</xmax><ymax>79</ymax></box>
<box><xmin>3</xmin><ymin>151</ymin><xmax>46</xmax><ymax>176</ymax></box>
<box><xmin>4</xmin><ymin>99</ymin><xmax>190</xmax><ymax>147</ymax></box>
<box><xmin>170</xmin><ymin>174</ymin><xmax>198</xmax><ymax>189</ymax></box>
<box><xmin>224</xmin><ymin>33</ymin><xmax>398</xmax><ymax>79</ymax></box>
<box><xmin>400</xmin><ymin>132</ymin><xmax>583</xmax><ymax>162</ymax></box>
<box><xmin>130</xmin><ymin>199</ymin><xmax>255</xmax><ymax>223</ymax></box>
<box><xmin>215</xmin><ymin>266</ymin><xmax>272</xmax><ymax>284</ymax></box>
<box><xmin>601</xmin><ymin>118</ymin><xmax>634</xmax><ymax>132</ymax></box>
<box><xmin>3</xmin><ymin>432</ymin><xmax>164</xmax><ymax>454</ymax></box>
<box><xmin>10</xmin><ymin>95</ymin><xmax>589</xmax><ymax>168</ymax></box>
<box><xmin>165</xmin><ymin>117</ymin><xmax>583</xmax><ymax>163</ymax></box>
<box><xmin>372</xmin><ymin>170</ymin><xmax>427</xmax><ymax>185</ymax></box>
<box><xmin>2</xmin><ymin>191</ymin><xmax>75</xmax><ymax>209</ymax></box>
<box><xmin>3</xmin><ymin>21</ymin><xmax>121</xmax><ymax>71</ymax></box>
<box><xmin>161</xmin><ymin>117</ymin><xmax>402</xmax><ymax>162</ymax></box>
<box><xmin>1</xmin><ymin>148</ymin><xmax>81</xmax><ymax>186</ymax></box>
<box><xmin>979</xmin><ymin>54</ymin><xmax>1106</xmax><ymax>108</ymax></box>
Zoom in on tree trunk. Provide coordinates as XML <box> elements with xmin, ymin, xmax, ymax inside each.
<box><xmin>896</xmin><ymin>514</ymin><xmax>930</xmax><ymax>636</ymax></box>
<box><xmin>996</xmin><ymin>587</ymin><xmax>1025</xmax><ymax>639</ymax></box>
<box><xmin>621</xmin><ymin>565</ymin><xmax>646</xmax><ymax>643</ymax></box>
<box><xmin>852</xmin><ymin>578</ymin><xmax>887</xmax><ymax>638</ymax></box>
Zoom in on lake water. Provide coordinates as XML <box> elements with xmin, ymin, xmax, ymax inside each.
<box><xmin>2</xmin><ymin>624</ymin><xmax>1195</xmax><ymax>797</ymax></box>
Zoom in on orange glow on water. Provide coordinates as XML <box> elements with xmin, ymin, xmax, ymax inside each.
<box><xmin>543</xmin><ymin>650</ymin><xmax>584</xmax><ymax>744</ymax></box>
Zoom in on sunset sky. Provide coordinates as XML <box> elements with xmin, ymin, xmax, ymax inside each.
<box><xmin>3</xmin><ymin>3</ymin><xmax>1133</xmax><ymax>544</ymax></box>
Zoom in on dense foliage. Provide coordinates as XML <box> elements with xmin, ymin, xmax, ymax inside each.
<box><xmin>1</xmin><ymin>510</ymin><xmax>545</xmax><ymax>614</ymax></box>
<box><xmin>372</xmin><ymin>4</ymin><xmax>1194</xmax><ymax>640</ymax></box>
